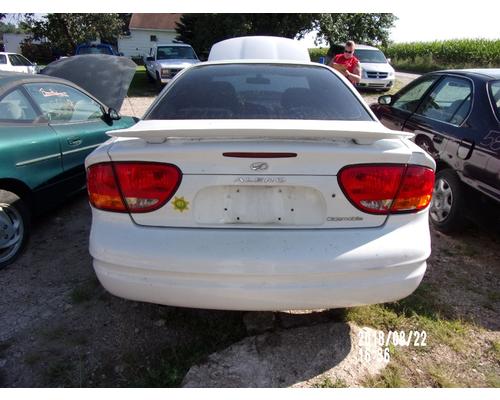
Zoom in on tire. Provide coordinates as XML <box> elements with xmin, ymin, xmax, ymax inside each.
<box><xmin>155</xmin><ymin>72</ymin><xmax>163</xmax><ymax>89</ymax></box>
<box><xmin>0</xmin><ymin>190</ymin><xmax>30</xmax><ymax>269</ymax></box>
<box><xmin>429</xmin><ymin>169</ymin><xmax>466</xmax><ymax>234</ymax></box>
<box><xmin>146</xmin><ymin>70</ymin><xmax>155</xmax><ymax>83</ymax></box>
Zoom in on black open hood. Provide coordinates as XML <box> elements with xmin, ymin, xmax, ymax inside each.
<box><xmin>41</xmin><ymin>54</ymin><xmax>136</xmax><ymax>111</ymax></box>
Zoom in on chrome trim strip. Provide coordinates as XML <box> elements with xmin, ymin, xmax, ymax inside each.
<box><xmin>16</xmin><ymin>153</ymin><xmax>61</xmax><ymax>167</ymax></box>
<box><xmin>62</xmin><ymin>144</ymin><xmax>100</xmax><ymax>156</ymax></box>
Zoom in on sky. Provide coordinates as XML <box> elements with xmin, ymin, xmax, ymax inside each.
<box><xmin>4</xmin><ymin>9</ymin><xmax>500</xmax><ymax>47</ymax></box>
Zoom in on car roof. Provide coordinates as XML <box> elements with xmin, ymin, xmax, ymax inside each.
<box><xmin>208</xmin><ymin>36</ymin><xmax>310</xmax><ymax>62</ymax></box>
<box><xmin>431</xmin><ymin>68</ymin><xmax>500</xmax><ymax>80</ymax></box>
<box><xmin>354</xmin><ymin>44</ymin><xmax>382</xmax><ymax>51</ymax></box>
<box><xmin>155</xmin><ymin>43</ymin><xmax>193</xmax><ymax>47</ymax></box>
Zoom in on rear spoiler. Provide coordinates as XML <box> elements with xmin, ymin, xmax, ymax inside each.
<box><xmin>107</xmin><ymin>120</ymin><xmax>414</xmax><ymax>145</ymax></box>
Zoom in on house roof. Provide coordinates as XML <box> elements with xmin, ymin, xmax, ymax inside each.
<box><xmin>129</xmin><ymin>13</ymin><xmax>182</xmax><ymax>31</ymax></box>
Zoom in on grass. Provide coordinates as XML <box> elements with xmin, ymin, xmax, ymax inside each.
<box><xmin>127</xmin><ymin>66</ymin><xmax>160</xmax><ymax>97</ymax></box>
<box><xmin>314</xmin><ymin>377</ymin><xmax>348</xmax><ymax>388</ymax></box>
<box><xmin>126</xmin><ymin>309</ymin><xmax>247</xmax><ymax>387</ymax></box>
<box><xmin>70</xmin><ymin>279</ymin><xmax>100</xmax><ymax>304</ymax></box>
<box><xmin>364</xmin><ymin>363</ymin><xmax>408</xmax><ymax>388</ymax></box>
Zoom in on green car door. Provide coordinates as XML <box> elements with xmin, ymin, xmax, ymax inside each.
<box><xmin>0</xmin><ymin>87</ymin><xmax>63</xmax><ymax>192</ymax></box>
<box><xmin>23</xmin><ymin>82</ymin><xmax>133</xmax><ymax>180</ymax></box>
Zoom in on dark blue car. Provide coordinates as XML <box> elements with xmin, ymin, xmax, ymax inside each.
<box><xmin>371</xmin><ymin>69</ymin><xmax>500</xmax><ymax>233</ymax></box>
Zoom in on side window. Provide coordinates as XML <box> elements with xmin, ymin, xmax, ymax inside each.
<box><xmin>416</xmin><ymin>76</ymin><xmax>472</xmax><ymax>125</ymax></box>
<box><xmin>0</xmin><ymin>89</ymin><xmax>38</xmax><ymax>122</ymax></box>
<box><xmin>0</xmin><ymin>54</ymin><xmax>6</xmax><ymax>64</ymax></box>
<box><xmin>392</xmin><ymin>76</ymin><xmax>439</xmax><ymax>113</ymax></box>
<box><xmin>24</xmin><ymin>83</ymin><xmax>103</xmax><ymax>122</ymax></box>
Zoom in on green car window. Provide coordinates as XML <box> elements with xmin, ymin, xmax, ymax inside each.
<box><xmin>0</xmin><ymin>89</ymin><xmax>37</xmax><ymax>122</ymax></box>
<box><xmin>24</xmin><ymin>83</ymin><xmax>103</xmax><ymax>122</ymax></box>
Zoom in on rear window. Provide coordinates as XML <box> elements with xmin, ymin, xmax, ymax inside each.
<box><xmin>489</xmin><ymin>80</ymin><xmax>500</xmax><ymax>120</ymax></box>
<box><xmin>146</xmin><ymin>64</ymin><xmax>373</xmax><ymax>121</ymax></box>
<box><xmin>77</xmin><ymin>46</ymin><xmax>113</xmax><ymax>55</ymax></box>
<box><xmin>8</xmin><ymin>54</ymin><xmax>32</xmax><ymax>66</ymax></box>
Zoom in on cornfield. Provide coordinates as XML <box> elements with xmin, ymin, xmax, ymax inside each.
<box><xmin>308</xmin><ymin>39</ymin><xmax>500</xmax><ymax>71</ymax></box>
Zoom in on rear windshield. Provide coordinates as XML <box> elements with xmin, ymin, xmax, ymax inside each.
<box><xmin>77</xmin><ymin>46</ymin><xmax>113</xmax><ymax>55</ymax></box>
<box><xmin>490</xmin><ymin>80</ymin><xmax>500</xmax><ymax>120</ymax></box>
<box><xmin>354</xmin><ymin>49</ymin><xmax>387</xmax><ymax>64</ymax></box>
<box><xmin>8</xmin><ymin>54</ymin><xmax>33</xmax><ymax>66</ymax></box>
<box><xmin>146</xmin><ymin>64</ymin><xmax>373</xmax><ymax>121</ymax></box>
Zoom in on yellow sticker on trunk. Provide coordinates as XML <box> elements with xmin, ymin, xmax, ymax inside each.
<box><xmin>172</xmin><ymin>196</ymin><xmax>189</xmax><ymax>212</ymax></box>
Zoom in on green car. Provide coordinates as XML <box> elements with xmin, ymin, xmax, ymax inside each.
<box><xmin>0</xmin><ymin>69</ymin><xmax>137</xmax><ymax>268</ymax></box>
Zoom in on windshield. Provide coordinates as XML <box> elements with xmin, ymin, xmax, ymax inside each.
<box><xmin>156</xmin><ymin>46</ymin><xmax>197</xmax><ymax>60</ymax></box>
<box><xmin>146</xmin><ymin>63</ymin><xmax>373</xmax><ymax>121</ymax></box>
<box><xmin>354</xmin><ymin>49</ymin><xmax>387</xmax><ymax>64</ymax></box>
<box><xmin>78</xmin><ymin>46</ymin><xmax>113</xmax><ymax>55</ymax></box>
<box><xmin>490</xmin><ymin>81</ymin><xmax>500</xmax><ymax>120</ymax></box>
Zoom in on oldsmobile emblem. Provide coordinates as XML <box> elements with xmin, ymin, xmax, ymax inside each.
<box><xmin>250</xmin><ymin>162</ymin><xmax>269</xmax><ymax>171</ymax></box>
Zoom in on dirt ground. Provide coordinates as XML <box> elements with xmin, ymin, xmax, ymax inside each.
<box><xmin>1</xmin><ymin>78</ymin><xmax>498</xmax><ymax>387</ymax></box>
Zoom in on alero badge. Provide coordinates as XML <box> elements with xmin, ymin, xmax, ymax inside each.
<box><xmin>172</xmin><ymin>196</ymin><xmax>190</xmax><ymax>212</ymax></box>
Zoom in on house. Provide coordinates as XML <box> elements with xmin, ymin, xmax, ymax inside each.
<box><xmin>3</xmin><ymin>33</ymin><xmax>44</xmax><ymax>53</ymax></box>
<box><xmin>118</xmin><ymin>13</ymin><xmax>182</xmax><ymax>58</ymax></box>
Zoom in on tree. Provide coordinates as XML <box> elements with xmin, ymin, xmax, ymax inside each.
<box><xmin>316</xmin><ymin>14</ymin><xmax>397</xmax><ymax>47</ymax></box>
<box><xmin>21</xmin><ymin>13</ymin><xmax>128</xmax><ymax>56</ymax></box>
<box><xmin>176</xmin><ymin>14</ymin><xmax>319</xmax><ymax>58</ymax></box>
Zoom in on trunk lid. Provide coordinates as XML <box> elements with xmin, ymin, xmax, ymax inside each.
<box><xmin>106</xmin><ymin>120</ymin><xmax>415</xmax><ymax>229</ymax></box>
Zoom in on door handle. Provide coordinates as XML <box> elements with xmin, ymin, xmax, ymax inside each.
<box><xmin>67</xmin><ymin>137</ymin><xmax>82</xmax><ymax>146</ymax></box>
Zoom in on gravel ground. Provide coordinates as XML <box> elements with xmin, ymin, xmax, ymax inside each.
<box><xmin>1</xmin><ymin>74</ymin><xmax>498</xmax><ymax>388</ymax></box>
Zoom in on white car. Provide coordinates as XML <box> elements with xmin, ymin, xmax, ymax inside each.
<box><xmin>86</xmin><ymin>36</ymin><xmax>435</xmax><ymax>311</ymax></box>
<box><xmin>144</xmin><ymin>43</ymin><xmax>200</xmax><ymax>85</ymax></box>
<box><xmin>0</xmin><ymin>52</ymin><xmax>38</xmax><ymax>74</ymax></box>
<box><xmin>355</xmin><ymin>44</ymin><xmax>396</xmax><ymax>91</ymax></box>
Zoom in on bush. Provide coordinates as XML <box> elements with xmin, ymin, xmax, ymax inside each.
<box><xmin>20</xmin><ymin>41</ymin><xmax>55</xmax><ymax>65</ymax></box>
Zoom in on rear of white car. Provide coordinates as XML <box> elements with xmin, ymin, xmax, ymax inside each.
<box><xmin>86</xmin><ymin>37</ymin><xmax>435</xmax><ymax>311</ymax></box>
<box><xmin>0</xmin><ymin>52</ymin><xmax>38</xmax><ymax>74</ymax></box>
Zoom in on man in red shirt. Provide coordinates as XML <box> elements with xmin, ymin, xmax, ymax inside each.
<box><xmin>330</xmin><ymin>40</ymin><xmax>361</xmax><ymax>85</ymax></box>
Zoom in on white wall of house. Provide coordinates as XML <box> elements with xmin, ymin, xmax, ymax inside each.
<box><xmin>3</xmin><ymin>33</ymin><xmax>30</xmax><ymax>53</ymax></box>
<box><xmin>118</xmin><ymin>29</ymin><xmax>177</xmax><ymax>58</ymax></box>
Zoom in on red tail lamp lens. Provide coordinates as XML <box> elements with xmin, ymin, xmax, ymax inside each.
<box><xmin>87</xmin><ymin>162</ymin><xmax>182</xmax><ymax>213</ymax></box>
<box><xmin>338</xmin><ymin>164</ymin><xmax>434</xmax><ymax>214</ymax></box>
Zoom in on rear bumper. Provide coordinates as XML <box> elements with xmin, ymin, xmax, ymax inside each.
<box><xmin>90</xmin><ymin>210</ymin><xmax>431</xmax><ymax>311</ymax></box>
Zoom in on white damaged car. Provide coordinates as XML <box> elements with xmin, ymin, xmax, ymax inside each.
<box><xmin>86</xmin><ymin>36</ymin><xmax>435</xmax><ymax>311</ymax></box>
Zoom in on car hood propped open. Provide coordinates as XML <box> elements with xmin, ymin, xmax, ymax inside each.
<box><xmin>41</xmin><ymin>54</ymin><xmax>136</xmax><ymax>111</ymax></box>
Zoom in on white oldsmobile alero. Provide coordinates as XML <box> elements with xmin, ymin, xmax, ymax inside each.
<box><xmin>85</xmin><ymin>36</ymin><xmax>436</xmax><ymax>311</ymax></box>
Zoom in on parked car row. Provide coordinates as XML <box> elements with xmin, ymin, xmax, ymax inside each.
<box><xmin>1</xmin><ymin>36</ymin><xmax>498</xmax><ymax>314</ymax></box>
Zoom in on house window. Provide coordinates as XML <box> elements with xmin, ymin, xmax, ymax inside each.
<box><xmin>150</xmin><ymin>35</ymin><xmax>157</xmax><ymax>42</ymax></box>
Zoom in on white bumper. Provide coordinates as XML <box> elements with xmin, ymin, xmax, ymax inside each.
<box><xmin>89</xmin><ymin>210</ymin><xmax>431</xmax><ymax>311</ymax></box>
<box><xmin>358</xmin><ymin>77</ymin><xmax>395</xmax><ymax>89</ymax></box>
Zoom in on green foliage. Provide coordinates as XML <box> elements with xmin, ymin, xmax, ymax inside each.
<box><xmin>308</xmin><ymin>47</ymin><xmax>329</xmax><ymax>62</ymax></box>
<box><xmin>0</xmin><ymin>21</ymin><xmax>24</xmax><ymax>35</ymax></box>
<box><xmin>175</xmin><ymin>14</ymin><xmax>320</xmax><ymax>58</ymax></box>
<box><xmin>316</xmin><ymin>14</ymin><xmax>397</xmax><ymax>47</ymax></box>
<box><xmin>384</xmin><ymin>39</ymin><xmax>500</xmax><ymax>70</ymax></box>
<box><xmin>21</xmin><ymin>13</ymin><xmax>128</xmax><ymax>56</ymax></box>
<box><xmin>20</xmin><ymin>41</ymin><xmax>53</xmax><ymax>64</ymax></box>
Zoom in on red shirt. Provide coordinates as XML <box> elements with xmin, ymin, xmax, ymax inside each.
<box><xmin>333</xmin><ymin>53</ymin><xmax>360</xmax><ymax>73</ymax></box>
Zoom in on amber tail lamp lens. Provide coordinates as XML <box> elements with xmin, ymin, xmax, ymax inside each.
<box><xmin>87</xmin><ymin>162</ymin><xmax>182</xmax><ymax>213</ymax></box>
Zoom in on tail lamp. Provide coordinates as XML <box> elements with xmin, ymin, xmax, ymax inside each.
<box><xmin>87</xmin><ymin>162</ymin><xmax>182</xmax><ymax>213</ymax></box>
<box><xmin>338</xmin><ymin>164</ymin><xmax>434</xmax><ymax>214</ymax></box>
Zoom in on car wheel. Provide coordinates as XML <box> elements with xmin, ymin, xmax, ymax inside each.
<box><xmin>429</xmin><ymin>169</ymin><xmax>466</xmax><ymax>234</ymax></box>
<box><xmin>415</xmin><ymin>135</ymin><xmax>437</xmax><ymax>156</ymax></box>
<box><xmin>155</xmin><ymin>72</ymin><xmax>163</xmax><ymax>89</ymax></box>
<box><xmin>0</xmin><ymin>190</ymin><xmax>30</xmax><ymax>269</ymax></box>
<box><xmin>147</xmin><ymin>70</ymin><xmax>155</xmax><ymax>83</ymax></box>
